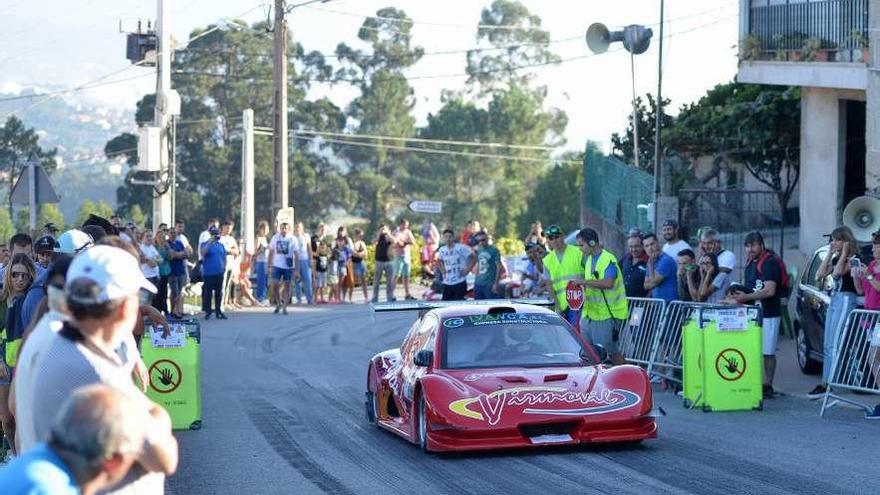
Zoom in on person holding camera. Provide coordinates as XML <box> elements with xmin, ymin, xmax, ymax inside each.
<box><xmin>200</xmin><ymin>226</ymin><xmax>228</xmax><ymax>320</ymax></box>
<box><xmin>807</xmin><ymin>226</ymin><xmax>860</xmax><ymax>398</ymax></box>
<box><xmin>571</xmin><ymin>228</ymin><xmax>628</xmax><ymax>365</ymax></box>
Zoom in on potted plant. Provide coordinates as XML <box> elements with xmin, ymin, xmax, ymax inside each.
<box><xmin>739</xmin><ymin>34</ymin><xmax>763</xmax><ymax>61</ymax></box>
<box><xmin>850</xmin><ymin>29</ymin><xmax>870</xmax><ymax>63</ymax></box>
<box><xmin>801</xmin><ymin>37</ymin><xmax>826</xmax><ymax>62</ymax></box>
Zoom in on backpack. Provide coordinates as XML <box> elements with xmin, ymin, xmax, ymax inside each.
<box><xmin>756</xmin><ymin>250</ymin><xmax>791</xmax><ymax>298</ymax></box>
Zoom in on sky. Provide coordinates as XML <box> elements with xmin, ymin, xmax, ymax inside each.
<box><xmin>0</xmin><ymin>0</ymin><xmax>740</xmax><ymax>155</ymax></box>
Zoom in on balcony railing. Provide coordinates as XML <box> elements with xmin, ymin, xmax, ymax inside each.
<box><xmin>744</xmin><ymin>0</ymin><xmax>869</xmax><ymax>62</ymax></box>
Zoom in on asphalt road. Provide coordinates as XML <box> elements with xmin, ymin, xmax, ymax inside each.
<box><xmin>166</xmin><ymin>304</ymin><xmax>880</xmax><ymax>495</ymax></box>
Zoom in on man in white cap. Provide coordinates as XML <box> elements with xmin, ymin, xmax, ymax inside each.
<box><xmin>30</xmin><ymin>245</ymin><xmax>178</xmax><ymax>493</ymax></box>
<box><xmin>16</xmin><ymin>229</ymin><xmax>93</xmax><ymax>336</ymax></box>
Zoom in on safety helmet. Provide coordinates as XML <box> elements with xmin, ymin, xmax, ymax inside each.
<box><xmin>55</xmin><ymin>229</ymin><xmax>95</xmax><ymax>254</ymax></box>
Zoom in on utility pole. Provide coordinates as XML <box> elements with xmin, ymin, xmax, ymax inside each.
<box><xmin>241</xmin><ymin>109</ymin><xmax>255</xmax><ymax>255</ymax></box>
<box><xmin>152</xmin><ymin>0</ymin><xmax>179</xmax><ymax>231</ymax></box>
<box><xmin>28</xmin><ymin>156</ymin><xmax>36</xmax><ymax>232</ymax></box>
<box><xmin>272</xmin><ymin>0</ymin><xmax>289</xmax><ymax>216</ymax></box>
<box><xmin>652</xmin><ymin>0</ymin><xmax>666</xmax><ymax>230</ymax></box>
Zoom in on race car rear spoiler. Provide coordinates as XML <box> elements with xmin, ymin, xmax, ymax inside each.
<box><xmin>371</xmin><ymin>297</ymin><xmax>555</xmax><ymax>313</ymax></box>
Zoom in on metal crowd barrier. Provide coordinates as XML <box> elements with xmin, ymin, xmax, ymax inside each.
<box><xmin>619</xmin><ymin>298</ymin><xmax>667</xmax><ymax>367</ymax></box>
<box><xmin>619</xmin><ymin>299</ymin><xmax>736</xmax><ymax>387</ymax></box>
<box><xmin>820</xmin><ymin>309</ymin><xmax>880</xmax><ymax>417</ymax></box>
<box><xmin>645</xmin><ymin>301</ymin><xmax>707</xmax><ymax>385</ymax></box>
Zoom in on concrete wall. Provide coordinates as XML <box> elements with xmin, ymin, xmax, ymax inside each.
<box><xmin>799</xmin><ymin>87</ymin><xmax>846</xmax><ymax>255</ymax></box>
<box><xmin>867</xmin><ymin>0</ymin><xmax>880</xmax><ymax>192</ymax></box>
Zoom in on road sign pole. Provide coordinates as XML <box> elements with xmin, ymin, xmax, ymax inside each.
<box><xmin>28</xmin><ymin>156</ymin><xmax>36</xmax><ymax>232</ymax></box>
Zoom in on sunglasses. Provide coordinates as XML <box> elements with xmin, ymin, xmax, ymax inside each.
<box><xmin>546</xmin><ymin>234</ymin><xmax>561</xmax><ymax>240</ymax></box>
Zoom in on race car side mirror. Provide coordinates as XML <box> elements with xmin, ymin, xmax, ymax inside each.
<box><xmin>592</xmin><ymin>345</ymin><xmax>609</xmax><ymax>364</ymax></box>
<box><xmin>414</xmin><ymin>350</ymin><xmax>434</xmax><ymax>368</ymax></box>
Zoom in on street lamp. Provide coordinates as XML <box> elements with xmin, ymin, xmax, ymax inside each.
<box><xmin>586</xmin><ymin>23</ymin><xmax>653</xmax><ymax>172</ymax></box>
<box><xmin>586</xmin><ymin>0</ymin><xmax>664</xmax><ymax>231</ymax></box>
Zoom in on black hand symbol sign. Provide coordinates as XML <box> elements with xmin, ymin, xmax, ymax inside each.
<box><xmin>724</xmin><ymin>355</ymin><xmax>739</xmax><ymax>374</ymax></box>
<box><xmin>158</xmin><ymin>368</ymin><xmax>175</xmax><ymax>386</ymax></box>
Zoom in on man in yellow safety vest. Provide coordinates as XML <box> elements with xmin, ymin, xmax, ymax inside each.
<box><xmin>572</xmin><ymin>227</ymin><xmax>628</xmax><ymax>365</ymax></box>
<box><xmin>541</xmin><ymin>225</ymin><xmax>584</xmax><ymax>327</ymax></box>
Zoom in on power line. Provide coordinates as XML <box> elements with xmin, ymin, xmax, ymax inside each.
<box><xmin>296</xmin><ymin>130</ymin><xmax>557</xmax><ymax>151</ymax></box>
<box><xmin>0</xmin><ymin>4</ymin><xmax>266</xmax><ymax>119</ymax></box>
<box><xmin>301</xmin><ymin>1</ymin><xmax>737</xmax><ymax>34</ymax></box>
<box><xmin>0</xmin><ymin>72</ymin><xmax>154</xmax><ymax>103</ymax></box>
<box><xmin>293</xmin><ymin>134</ymin><xmax>578</xmax><ymax>165</ymax></box>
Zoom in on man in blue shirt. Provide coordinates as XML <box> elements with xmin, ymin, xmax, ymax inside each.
<box><xmin>642</xmin><ymin>233</ymin><xmax>678</xmax><ymax>302</ymax></box>
<box><xmin>200</xmin><ymin>226</ymin><xmax>228</xmax><ymax>320</ymax></box>
<box><xmin>469</xmin><ymin>230</ymin><xmax>504</xmax><ymax>299</ymax></box>
<box><xmin>0</xmin><ymin>384</ymin><xmax>149</xmax><ymax>495</ymax></box>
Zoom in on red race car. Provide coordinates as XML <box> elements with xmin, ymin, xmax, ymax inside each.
<box><xmin>365</xmin><ymin>300</ymin><xmax>658</xmax><ymax>453</ymax></box>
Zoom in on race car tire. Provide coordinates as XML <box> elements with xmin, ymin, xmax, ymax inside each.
<box><xmin>417</xmin><ymin>393</ymin><xmax>428</xmax><ymax>452</ymax></box>
<box><xmin>365</xmin><ymin>391</ymin><xmax>377</xmax><ymax>423</ymax></box>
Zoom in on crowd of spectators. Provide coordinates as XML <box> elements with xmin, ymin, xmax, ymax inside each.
<box><xmin>0</xmin><ymin>218</ymin><xmax>179</xmax><ymax>492</ymax></box>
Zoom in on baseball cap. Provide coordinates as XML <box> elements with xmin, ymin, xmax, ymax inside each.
<box><xmin>65</xmin><ymin>246</ymin><xmax>156</xmax><ymax>304</ymax></box>
<box><xmin>543</xmin><ymin>225</ymin><xmax>563</xmax><ymax>238</ymax></box>
<box><xmin>35</xmin><ymin>235</ymin><xmax>58</xmax><ymax>253</ymax></box>
<box><xmin>55</xmin><ymin>229</ymin><xmax>94</xmax><ymax>254</ymax></box>
<box><xmin>662</xmin><ymin>219</ymin><xmax>678</xmax><ymax>228</ymax></box>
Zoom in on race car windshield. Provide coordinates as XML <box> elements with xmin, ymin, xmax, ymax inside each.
<box><xmin>441</xmin><ymin>313</ymin><xmax>590</xmax><ymax>369</ymax></box>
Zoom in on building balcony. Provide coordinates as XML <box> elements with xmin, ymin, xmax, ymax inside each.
<box><xmin>737</xmin><ymin>0</ymin><xmax>871</xmax><ymax>89</ymax></box>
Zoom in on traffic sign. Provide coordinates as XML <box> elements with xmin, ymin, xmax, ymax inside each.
<box><xmin>276</xmin><ymin>207</ymin><xmax>294</xmax><ymax>227</ymax></box>
<box><xmin>10</xmin><ymin>160</ymin><xmax>59</xmax><ymax>205</ymax></box>
<box><xmin>564</xmin><ymin>281</ymin><xmax>584</xmax><ymax>311</ymax></box>
<box><xmin>408</xmin><ymin>200</ymin><xmax>442</xmax><ymax>214</ymax></box>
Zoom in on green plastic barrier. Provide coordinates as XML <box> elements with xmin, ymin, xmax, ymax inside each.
<box><xmin>700</xmin><ymin>307</ymin><xmax>763</xmax><ymax>412</ymax></box>
<box><xmin>681</xmin><ymin>318</ymin><xmax>704</xmax><ymax>408</ymax></box>
<box><xmin>141</xmin><ymin>319</ymin><xmax>202</xmax><ymax>430</ymax></box>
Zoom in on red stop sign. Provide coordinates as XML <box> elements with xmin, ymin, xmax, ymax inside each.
<box><xmin>565</xmin><ymin>281</ymin><xmax>584</xmax><ymax>311</ymax></box>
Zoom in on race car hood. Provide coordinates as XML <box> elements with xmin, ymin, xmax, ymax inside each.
<box><xmin>430</xmin><ymin>366</ymin><xmax>650</xmax><ymax>427</ymax></box>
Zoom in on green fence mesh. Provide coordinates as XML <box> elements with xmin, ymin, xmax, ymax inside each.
<box><xmin>583</xmin><ymin>150</ymin><xmax>653</xmax><ymax>232</ymax></box>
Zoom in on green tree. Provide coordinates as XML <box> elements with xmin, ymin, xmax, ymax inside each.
<box><xmin>108</xmin><ymin>20</ymin><xmax>341</xmax><ymax>231</ymax></box>
<box><xmin>126</xmin><ymin>204</ymin><xmax>147</xmax><ymax>228</ymax></box>
<box><xmin>334</xmin><ymin>8</ymin><xmax>424</xmax><ymax>228</ymax></box>
<box><xmin>407</xmin><ymin>97</ymin><xmax>495</xmax><ymax>230</ymax></box>
<box><xmin>610</xmin><ymin>94</ymin><xmax>674</xmax><ymax>175</ymax></box>
<box><xmin>13</xmin><ymin>204</ymin><xmax>64</xmax><ymax>233</ymax></box>
<box><xmin>0</xmin><ymin>208</ymin><xmax>14</xmax><ymax>242</ymax></box>
<box><xmin>460</xmin><ymin>1</ymin><xmax>567</xmax><ymax>236</ymax></box>
<box><xmin>521</xmin><ymin>151</ymin><xmax>584</xmax><ymax>235</ymax></box>
<box><xmin>75</xmin><ymin>199</ymin><xmax>114</xmax><ymax>227</ymax></box>
<box><xmin>668</xmin><ymin>83</ymin><xmax>800</xmax><ymax>210</ymax></box>
<box><xmin>38</xmin><ymin>204</ymin><xmax>65</xmax><ymax>231</ymax></box>
<box><xmin>0</xmin><ymin>116</ymin><xmax>58</xmax><ymax>216</ymax></box>
<box><xmin>465</xmin><ymin>0</ymin><xmax>560</xmax><ymax>94</ymax></box>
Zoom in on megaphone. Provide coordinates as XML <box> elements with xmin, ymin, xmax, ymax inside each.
<box><xmin>586</xmin><ymin>23</ymin><xmax>623</xmax><ymax>54</ymax></box>
<box><xmin>586</xmin><ymin>23</ymin><xmax>653</xmax><ymax>55</ymax></box>
<box><xmin>843</xmin><ymin>195</ymin><xmax>880</xmax><ymax>242</ymax></box>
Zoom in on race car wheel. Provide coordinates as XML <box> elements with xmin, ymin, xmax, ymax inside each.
<box><xmin>417</xmin><ymin>394</ymin><xmax>428</xmax><ymax>452</ymax></box>
<box><xmin>365</xmin><ymin>391</ymin><xmax>377</xmax><ymax>423</ymax></box>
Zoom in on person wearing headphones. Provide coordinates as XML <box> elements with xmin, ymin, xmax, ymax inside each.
<box><xmin>541</xmin><ymin>225</ymin><xmax>584</xmax><ymax>327</ymax></box>
<box><xmin>572</xmin><ymin>228</ymin><xmax>628</xmax><ymax>365</ymax></box>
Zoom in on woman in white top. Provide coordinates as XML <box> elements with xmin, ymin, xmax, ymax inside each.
<box><xmin>254</xmin><ymin>221</ymin><xmax>270</xmax><ymax>303</ymax></box>
<box><xmin>139</xmin><ymin>229</ymin><xmax>162</xmax><ymax>291</ymax></box>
